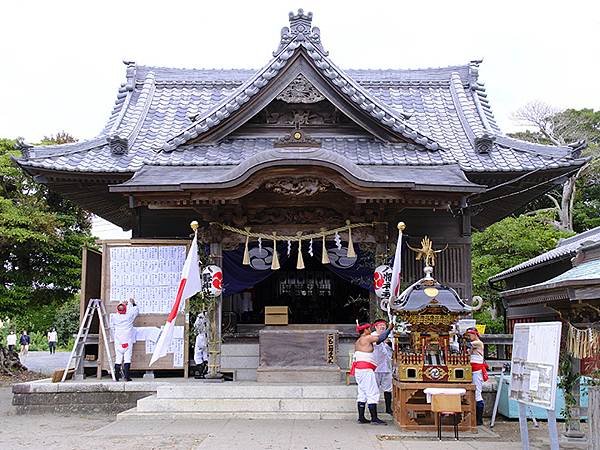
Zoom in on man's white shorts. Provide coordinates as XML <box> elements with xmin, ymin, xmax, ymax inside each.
<box><xmin>114</xmin><ymin>341</ymin><xmax>133</xmax><ymax>364</ymax></box>
<box><xmin>472</xmin><ymin>370</ymin><xmax>484</xmax><ymax>402</ymax></box>
<box><xmin>355</xmin><ymin>369</ymin><xmax>380</xmax><ymax>404</ymax></box>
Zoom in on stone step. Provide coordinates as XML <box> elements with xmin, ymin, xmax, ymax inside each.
<box><xmin>221</xmin><ymin>343</ymin><xmax>259</xmax><ymax>357</ymax></box>
<box><xmin>256</xmin><ymin>367</ymin><xmax>342</xmax><ymax>384</ymax></box>
<box><xmin>137</xmin><ymin>396</ymin><xmax>372</xmax><ymax>413</ymax></box>
<box><xmin>220</xmin><ymin>355</ymin><xmax>259</xmax><ymax>369</ymax></box>
<box><xmin>117</xmin><ymin>409</ymin><xmax>366</xmax><ymax>421</ymax></box>
<box><xmin>155</xmin><ymin>383</ymin><xmax>357</xmax><ymax>399</ymax></box>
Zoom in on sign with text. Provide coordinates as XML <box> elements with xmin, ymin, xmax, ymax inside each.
<box><xmin>509</xmin><ymin>322</ymin><xmax>562</xmax><ymax>410</ymax></box>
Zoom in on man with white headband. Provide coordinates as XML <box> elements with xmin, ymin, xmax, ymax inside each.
<box><xmin>112</xmin><ymin>298</ymin><xmax>139</xmax><ymax>381</ymax></box>
<box><xmin>466</xmin><ymin>327</ymin><xmax>488</xmax><ymax>425</ymax></box>
<box><xmin>351</xmin><ymin>321</ymin><xmax>393</xmax><ymax>425</ymax></box>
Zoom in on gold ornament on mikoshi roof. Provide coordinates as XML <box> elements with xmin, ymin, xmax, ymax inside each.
<box><xmin>407</xmin><ymin>236</ymin><xmax>448</xmax><ymax>267</ymax></box>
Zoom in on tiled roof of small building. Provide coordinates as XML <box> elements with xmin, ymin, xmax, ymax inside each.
<box><xmin>489</xmin><ymin>226</ymin><xmax>600</xmax><ymax>283</ymax></box>
<box><xmin>17</xmin><ymin>10</ymin><xmax>585</xmax><ymax>176</ymax></box>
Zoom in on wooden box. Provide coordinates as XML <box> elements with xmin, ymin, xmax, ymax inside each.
<box><xmin>265</xmin><ymin>306</ymin><xmax>288</xmax><ymax>325</ymax></box>
<box><xmin>431</xmin><ymin>394</ymin><xmax>462</xmax><ymax>413</ymax></box>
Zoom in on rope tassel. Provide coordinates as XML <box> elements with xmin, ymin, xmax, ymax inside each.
<box><xmin>271</xmin><ymin>232</ymin><xmax>280</xmax><ymax>270</ymax></box>
<box><xmin>242</xmin><ymin>228</ymin><xmax>251</xmax><ymax>265</ymax></box>
<box><xmin>296</xmin><ymin>232</ymin><xmax>305</xmax><ymax>270</ymax></box>
<box><xmin>321</xmin><ymin>228</ymin><xmax>330</xmax><ymax>264</ymax></box>
<box><xmin>346</xmin><ymin>220</ymin><xmax>356</xmax><ymax>258</ymax></box>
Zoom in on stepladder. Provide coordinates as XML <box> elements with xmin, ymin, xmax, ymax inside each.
<box><xmin>61</xmin><ymin>299</ymin><xmax>116</xmax><ymax>382</ymax></box>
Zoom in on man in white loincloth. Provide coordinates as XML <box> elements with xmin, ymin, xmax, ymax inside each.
<box><xmin>466</xmin><ymin>327</ymin><xmax>488</xmax><ymax>425</ymax></box>
<box><xmin>112</xmin><ymin>298</ymin><xmax>139</xmax><ymax>381</ymax></box>
<box><xmin>372</xmin><ymin>319</ymin><xmax>394</xmax><ymax>415</ymax></box>
<box><xmin>351</xmin><ymin>321</ymin><xmax>393</xmax><ymax>424</ymax></box>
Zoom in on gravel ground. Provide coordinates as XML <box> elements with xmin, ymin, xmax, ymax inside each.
<box><xmin>0</xmin><ymin>353</ymin><xmax>590</xmax><ymax>450</ymax></box>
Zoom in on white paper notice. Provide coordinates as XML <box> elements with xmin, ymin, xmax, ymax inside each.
<box><xmin>529</xmin><ymin>370</ymin><xmax>540</xmax><ymax>391</ymax></box>
<box><xmin>109</xmin><ymin>244</ymin><xmax>187</xmax><ymax>313</ymax></box>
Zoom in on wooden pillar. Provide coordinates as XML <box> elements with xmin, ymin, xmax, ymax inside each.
<box><xmin>207</xmin><ymin>241</ymin><xmax>223</xmax><ymax>379</ymax></box>
<box><xmin>589</xmin><ymin>386</ymin><xmax>600</xmax><ymax>450</ymax></box>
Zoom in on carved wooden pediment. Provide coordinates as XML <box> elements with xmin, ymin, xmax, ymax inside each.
<box><xmin>248</xmin><ymin>207</ymin><xmax>343</xmax><ymax>225</ymax></box>
<box><xmin>263</xmin><ymin>177</ymin><xmax>331</xmax><ymax>196</ymax></box>
<box><xmin>249</xmin><ymin>99</ymin><xmax>346</xmax><ymax>126</ymax></box>
<box><xmin>276</xmin><ymin>74</ymin><xmax>325</xmax><ymax>104</ymax></box>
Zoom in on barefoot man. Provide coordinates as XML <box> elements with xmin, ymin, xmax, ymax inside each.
<box><xmin>351</xmin><ymin>321</ymin><xmax>394</xmax><ymax>425</ymax></box>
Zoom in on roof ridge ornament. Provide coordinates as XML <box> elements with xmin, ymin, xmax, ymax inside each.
<box><xmin>474</xmin><ymin>132</ymin><xmax>496</xmax><ymax>154</ymax></box>
<box><xmin>274</xmin><ymin>9</ymin><xmax>328</xmax><ymax>56</ymax></box>
<box><xmin>107</xmin><ymin>134</ymin><xmax>128</xmax><ymax>155</ymax></box>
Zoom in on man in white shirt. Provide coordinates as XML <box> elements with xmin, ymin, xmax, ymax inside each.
<box><xmin>6</xmin><ymin>330</ymin><xmax>17</xmax><ymax>352</ymax></box>
<box><xmin>372</xmin><ymin>319</ymin><xmax>394</xmax><ymax>415</ymax></box>
<box><xmin>47</xmin><ymin>327</ymin><xmax>58</xmax><ymax>354</ymax></box>
<box><xmin>111</xmin><ymin>298</ymin><xmax>139</xmax><ymax>381</ymax></box>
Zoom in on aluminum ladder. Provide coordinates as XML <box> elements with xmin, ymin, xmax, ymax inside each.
<box><xmin>61</xmin><ymin>299</ymin><xmax>116</xmax><ymax>382</ymax></box>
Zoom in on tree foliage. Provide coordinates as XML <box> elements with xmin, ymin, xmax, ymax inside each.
<box><xmin>0</xmin><ymin>137</ymin><xmax>94</xmax><ymax>332</ymax></box>
<box><xmin>510</xmin><ymin>105</ymin><xmax>600</xmax><ymax>232</ymax></box>
<box><xmin>471</xmin><ymin>213</ymin><xmax>573</xmax><ymax>328</ymax></box>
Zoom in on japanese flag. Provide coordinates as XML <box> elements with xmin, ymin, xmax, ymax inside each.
<box><xmin>150</xmin><ymin>231</ymin><xmax>201</xmax><ymax>366</ymax></box>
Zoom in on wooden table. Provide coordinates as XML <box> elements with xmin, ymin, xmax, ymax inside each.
<box><xmin>393</xmin><ymin>380</ymin><xmax>477</xmax><ymax>432</ymax></box>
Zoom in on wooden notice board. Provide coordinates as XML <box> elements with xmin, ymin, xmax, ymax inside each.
<box><xmin>98</xmin><ymin>239</ymin><xmax>191</xmax><ymax>377</ymax></box>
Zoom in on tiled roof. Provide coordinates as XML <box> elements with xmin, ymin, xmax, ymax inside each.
<box><xmin>17</xmin><ymin>10</ymin><xmax>584</xmax><ymax>176</ymax></box>
<box><xmin>111</xmin><ymin>150</ymin><xmax>483</xmax><ymax>193</ymax></box>
<box><xmin>501</xmin><ymin>257</ymin><xmax>600</xmax><ymax>299</ymax></box>
<box><xmin>489</xmin><ymin>226</ymin><xmax>600</xmax><ymax>283</ymax></box>
<box><xmin>20</xmin><ymin>136</ymin><xmax>584</xmax><ymax>175</ymax></box>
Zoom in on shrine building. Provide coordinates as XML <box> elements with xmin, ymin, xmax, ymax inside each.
<box><xmin>15</xmin><ymin>10</ymin><xmax>587</xmax><ymax>381</ymax></box>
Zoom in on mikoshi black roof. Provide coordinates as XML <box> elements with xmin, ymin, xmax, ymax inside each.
<box><xmin>15</xmin><ymin>9</ymin><xmax>588</xmax><ymax>228</ymax></box>
<box><xmin>393</xmin><ymin>279</ymin><xmax>474</xmax><ymax>314</ymax></box>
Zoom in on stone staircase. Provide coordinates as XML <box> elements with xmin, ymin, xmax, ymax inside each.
<box><xmin>118</xmin><ymin>382</ymin><xmax>387</xmax><ymax>420</ymax></box>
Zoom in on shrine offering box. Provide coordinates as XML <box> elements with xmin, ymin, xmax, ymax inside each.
<box><xmin>265</xmin><ymin>306</ymin><xmax>289</xmax><ymax>325</ymax></box>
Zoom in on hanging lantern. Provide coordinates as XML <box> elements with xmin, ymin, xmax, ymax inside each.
<box><xmin>374</xmin><ymin>264</ymin><xmax>393</xmax><ymax>300</ymax></box>
<box><xmin>346</xmin><ymin>220</ymin><xmax>356</xmax><ymax>258</ymax></box>
<box><xmin>202</xmin><ymin>265</ymin><xmax>223</xmax><ymax>297</ymax></box>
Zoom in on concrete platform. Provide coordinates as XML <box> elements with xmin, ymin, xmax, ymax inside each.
<box><xmin>119</xmin><ymin>382</ymin><xmax>387</xmax><ymax>420</ymax></box>
<box><xmin>12</xmin><ymin>379</ymin><xmax>164</xmax><ymax>414</ymax></box>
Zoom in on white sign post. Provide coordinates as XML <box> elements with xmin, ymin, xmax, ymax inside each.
<box><xmin>509</xmin><ymin>322</ymin><xmax>562</xmax><ymax>450</ymax></box>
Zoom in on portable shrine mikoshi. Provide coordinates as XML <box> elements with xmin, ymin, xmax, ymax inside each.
<box><xmin>390</xmin><ymin>238</ymin><xmax>483</xmax><ymax>432</ymax></box>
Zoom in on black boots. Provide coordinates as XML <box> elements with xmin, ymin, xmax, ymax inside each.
<box><xmin>114</xmin><ymin>364</ymin><xmax>121</xmax><ymax>381</ymax></box>
<box><xmin>123</xmin><ymin>363</ymin><xmax>132</xmax><ymax>381</ymax></box>
<box><xmin>357</xmin><ymin>402</ymin><xmax>369</xmax><ymax>423</ymax></box>
<box><xmin>368</xmin><ymin>403</ymin><xmax>387</xmax><ymax>425</ymax></box>
<box><xmin>384</xmin><ymin>391</ymin><xmax>393</xmax><ymax>415</ymax></box>
<box><xmin>476</xmin><ymin>400</ymin><xmax>484</xmax><ymax>426</ymax></box>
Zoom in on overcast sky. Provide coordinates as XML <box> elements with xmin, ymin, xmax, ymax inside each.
<box><xmin>1</xmin><ymin>0</ymin><xmax>599</xmax><ymax>143</ymax></box>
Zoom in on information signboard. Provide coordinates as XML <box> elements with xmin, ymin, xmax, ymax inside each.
<box><xmin>509</xmin><ymin>321</ymin><xmax>562</xmax><ymax>410</ymax></box>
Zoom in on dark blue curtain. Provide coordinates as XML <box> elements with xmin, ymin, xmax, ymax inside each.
<box><xmin>313</xmin><ymin>243</ymin><xmax>374</xmax><ymax>291</ymax></box>
<box><xmin>223</xmin><ymin>242</ymin><xmax>374</xmax><ymax>295</ymax></box>
<box><xmin>222</xmin><ymin>243</ymin><xmax>289</xmax><ymax>295</ymax></box>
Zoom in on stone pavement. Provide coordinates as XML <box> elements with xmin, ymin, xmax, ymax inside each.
<box><xmin>2</xmin><ymin>384</ymin><xmax>555</xmax><ymax>450</ymax></box>
<box><xmin>19</xmin><ymin>350</ymin><xmax>70</xmax><ymax>375</ymax></box>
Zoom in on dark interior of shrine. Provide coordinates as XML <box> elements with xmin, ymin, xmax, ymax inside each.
<box><xmin>225</xmin><ymin>249</ymin><xmax>369</xmax><ymax>325</ymax></box>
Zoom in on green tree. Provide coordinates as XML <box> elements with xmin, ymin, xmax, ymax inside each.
<box><xmin>472</xmin><ymin>213</ymin><xmax>573</xmax><ymax>331</ymax></box>
<box><xmin>510</xmin><ymin>105</ymin><xmax>600</xmax><ymax>232</ymax></box>
<box><xmin>0</xmin><ymin>137</ymin><xmax>94</xmax><ymax>332</ymax></box>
